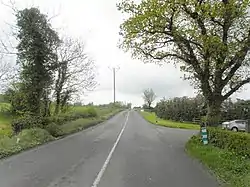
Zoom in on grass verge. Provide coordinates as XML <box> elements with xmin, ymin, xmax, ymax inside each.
<box><xmin>58</xmin><ymin>118</ymin><xmax>103</xmax><ymax>137</ymax></box>
<box><xmin>141</xmin><ymin>111</ymin><xmax>200</xmax><ymax>130</ymax></box>
<box><xmin>0</xmin><ymin>109</ymin><xmax>123</xmax><ymax>159</ymax></box>
<box><xmin>0</xmin><ymin>128</ymin><xmax>54</xmax><ymax>159</ymax></box>
<box><xmin>186</xmin><ymin>136</ymin><xmax>250</xmax><ymax>187</ymax></box>
<box><xmin>0</xmin><ymin>103</ymin><xmax>12</xmax><ymax>137</ymax></box>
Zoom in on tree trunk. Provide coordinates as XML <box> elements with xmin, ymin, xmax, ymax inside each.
<box><xmin>60</xmin><ymin>91</ymin><xmax>70</xmax><ymax>113</ymax></box>
<box><xmin>43</xmin><ymin>89</ymin><xmax>50</xmax><ymax>117</ymax></box>
<box><xmin>206</xmin><ymin>100</ymin><xmax>223</xmax><ymax>127</ymax></box>
<box><xmin>54</xmin><ymin>92</ymin><xmax>61</xmax><ymax>115</ymax></box>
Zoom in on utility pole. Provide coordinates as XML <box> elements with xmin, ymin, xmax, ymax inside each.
<box><xmin>109</xmin><ymin>66</ymin><xmax>120</xmax><ymax>104</ymax></box>
<box><xmin>113</xmin><ymin>68</ymin><xmax>116</xmax><ymax>104</ymax></box>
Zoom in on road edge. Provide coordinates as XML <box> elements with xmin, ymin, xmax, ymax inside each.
<box><xmin>0</xmin><ymin>110</ymin><xmax>126</xmax><ymax>161</ymax></box>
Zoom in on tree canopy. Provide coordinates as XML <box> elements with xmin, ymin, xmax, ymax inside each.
<box><xmin>16</xmin><ymin>8</ymin><xmax>61</xmax><ymax>115</ymax></box>
<box><xmin>142</xmin><ymin>88</ymin><xmax>156</xmax><ymax>108</ymax></box>
<box><xmin>155</xmin><ymin>95</ymin><xmax>250</xmax><ymax>123</ymax></box>
<box><xmin>118</xmin><ymin>0</ymin><xmax>250</xmax><ymax>126</ymax></box>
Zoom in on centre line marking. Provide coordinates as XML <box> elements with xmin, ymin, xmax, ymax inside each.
<box><xmin>91</xmin><ymin>111</ymin><xmax>130</xmax><ymax>187</ymax></box>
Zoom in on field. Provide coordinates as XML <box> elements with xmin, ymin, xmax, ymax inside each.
<box><xmin>0</xmin><ymin>103</ymin><xmax>122</xmax><ymax>137</ymax></box>
<box><xmin>0</xmin><ymin>102</ymin><xmax>124</xmax><ymax>158</ymax></box>
<box><xmin>140</xmin><ymin>111</ymin><xmax>200</xmax><ymax>130</ymax></box>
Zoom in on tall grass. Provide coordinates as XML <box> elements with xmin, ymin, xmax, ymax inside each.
<box><xmin>141</xmin><ymin>111</ymin><xmax>200</xmax><ymax>130</ymax></box>
<box><xmin>0</xmin><ymin>103</ymin><xmax>12</xmax><ymax>136</ymax></box>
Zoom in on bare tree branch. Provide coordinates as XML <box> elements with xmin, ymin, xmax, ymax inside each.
<box><xmin>53</xmin><ymin>37</ymin><xmax>97</xmax><ymax>114</ymax></box>
<box><xmin>223</xmin><ymin>77</ymin><xmax>250</xmax><ymax>100</ymax></box>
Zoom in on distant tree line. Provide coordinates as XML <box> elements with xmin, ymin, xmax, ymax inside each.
<box><xmin>155</xmin><ymin>95</ymin><xmax>250</xmax><ymax>123</ymax></box>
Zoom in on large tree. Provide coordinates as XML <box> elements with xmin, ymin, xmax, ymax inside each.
<box><xmin>53</xmin><ymin>37</ymin><xmax>97</xmax><ymax>114</ymax></box>
<box><xmin>143</xmin><ymin>88</ymin><xmax>156</xmax><ymax>108</ymax></box>
<box><xmin>118</xmin><ymin>0</ymin><xmax>250</xmax><ymax>126</ymax></box>
<box><xmin>16</xmin><ymin>8</ymin><xmax>60</xmax><ymax>115</ymax></box>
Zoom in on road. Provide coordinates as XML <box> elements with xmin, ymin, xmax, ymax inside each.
<box><xmin>0</xmin><ymin>110</ymin><xmax>220</xmax><ymax>187</ymax></box>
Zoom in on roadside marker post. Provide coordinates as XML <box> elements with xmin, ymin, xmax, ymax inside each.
<box><xmin>200</xmin><ymin>122</ymin><xmax>208</xmax><ymax>145</ymax></box>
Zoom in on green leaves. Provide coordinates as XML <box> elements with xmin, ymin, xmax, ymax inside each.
<box><xmin>118</xmin><ymin>0</ymin><xmax>250</xmax><ymax>105</ymax></box>
<box><xmin>186</xmin><ymin>134</ymin><xmax>250</xmax><ymax>187</ymax></box>
<box><xmin>155</xmin><ymin>94</ymin><xmax>206</xmax><ymax>122</ymax></box>
<box><xmin>0</xmin><ymin>128</ymin><xmax>54</xmax><ymax>159</ymax></box>
<box><xmin>16</xmin><ymin>8</ymin><xmax>60</xmax><ymax>115</ymax></box>
<box><xmin>208</xmin><ymin>127</ymin><xmax>250</xmax><ymax>159</ymax></box>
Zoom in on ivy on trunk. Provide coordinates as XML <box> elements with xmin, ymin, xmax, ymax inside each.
<box><xmin>16</xmin><ymin>8</ymin><xmax>60</xmax><ymax>115</ymax></box>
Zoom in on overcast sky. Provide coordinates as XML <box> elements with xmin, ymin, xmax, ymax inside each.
<box><xmin>0</xmin><ymin>0</ymin><xmax>249</xmax><ymax>107</ymax></box>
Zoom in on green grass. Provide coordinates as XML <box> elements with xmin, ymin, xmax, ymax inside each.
<box><xmin>0</xmin><ymin>105</ymin><xmax>123</xmax><ymax>158</ymax></box>
<box><xmin>0</xmin><ymin>103</ymin><xmax>123</xmax><ymax>137</ymax></box>
<box><xmin>50</xmin><ymin>107</ymin><xmax>122</xmax><ymax>137</ymax></box>
<box><xmin>59</xmin><ymin>118</ymin><xmax>103</xmax><ymax>136</ymax></box>
<box><xmin>186</xmin><ymin>136</ymin><xmax>250</xmax><ymax>187</ymax></box>
<box><xmin>0</xmin><ymin>128</ymin><xmax>54</xmax><ymax>159</ymax></box>
<box><xmin>0</xmin><ymin>103</ymin><xmax>12</xmax><ymax>137</ymax></box>
<box><xmin>141</xmin><ymin>111</ymin><xmax>200</xmax><ymax>130</ymax></box>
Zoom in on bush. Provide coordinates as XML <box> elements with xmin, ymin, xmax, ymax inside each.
<box><xmin>208</xmin><ymin>127</ymin><xmax>250</xmax><ymax>159</ymax></box>
<box><xmin>60</xmin><ymin>118</ymin><xmax>102</xmax><ymax>136</ymax></box>
<box><xmin>86</xmin><ymin>107</ymin><xmax>97</xmax><ymax>117</ymax></box>
<box><xmin>48</xmin><ymin>116</ymin><xmax>68</xmax><ymax>125</ymax></box>
<box><xmin>0</xmin><ymin>128</ymin><xmax>13</xmax><ymax>138</ymax></box>
<box><xmin>44</xmin><ymin>123</ymin><xmax>63</xmax><ymax>137</ymax></box>
<box><xmin>11</xmin><ymin>115</ymin><xmax>45</xmax><ymax>134</ymax></box>
<box><xmin>17</xmin><ymin>128</ymin><xmax>54</xmax><ymax>144</ymax></box>
<box><xmin>186</xmin><ymin>134</ymin><xmax>250</xmax><ymax>187</ymax></box>
<box><xmin>0</xmin><ymin>128</ymin><xmax>54</xmax><ymax>158</ymax></box>
<box><xmin>188</xmin><ymin>135</ymin><xmax>202</xmax><ymax>144</ymax></box>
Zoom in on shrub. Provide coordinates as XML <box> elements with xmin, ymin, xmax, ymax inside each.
<box><xmin>186</xmin><ymin>134</ymin><xmax>250</xmax><ymax>187</ymax></box>
<box><xmin>208</xmin><ymin>127</ymin><xmax>250</xmax><ymax>159</ymax></box>
<box><xmin>17</xmin><ymin>128</ymin><xmax>54</xmax><ymax>145</ymax></box>
<box><xmin>69</xmin><ymin>111</ymin><xmax>88</xmax><ymax>119</ymax></box>
<box><xmin>44</xmin><ymin>123</ymin><xmax>63</xmax><ymax>137</ymax></box>
<box><xmin>11</xmin><ymin>115</ymin><xmax>45</xmax><ymax>134</ymax></box>
<box><xmin>60</xmin><ymin>118</ymin><xmax>102</xmax><ymax>136</ymax></box>
<box><xmin>86</xmin><ymin>107</ymin><xmax>97</xmax><ymax>117</ymax></box>
<box><xmin>0</xmin><ymin>128</ymin><xmax>54</xmax><ymax>158</ymax></box>
<box><xmin>0</xmin><ymin>129</ymin><xmax>13</xmax><ymax>138</ymax></box>
<box><xmin>189</xmin><ymin>135</ymin><xmax>202</xmax><ymax>144</ymax></box>
<box><xmin>54</xmin><ymin>116</ymin><xmax>68</xmax><ymax>125</ymax></box>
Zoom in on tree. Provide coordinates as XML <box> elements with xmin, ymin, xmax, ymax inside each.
<box><xmin>0</xmin><ymin>56</ymin><xmax>9</xmax><ymax>89</ymax></box>
<box><xmin>127</xmin><ymin>103</ymin><xmax>132</xmax><ymax>109</ymax></box>
<box><xmin>0</xmin><ymin>54</ymin><xmax>16</xmax><ymax>91</ymax></box>
<box><xmin>53</xmin><ymin>37</ymin><xmax>96</xmax><ymax>114</ymax></box>
<box><xmin>155</xmin><ymin>95</ymin><xmax>206</xmax><ymax>122</ymax></box>
<box><xmin>4</xmin><ymin>82</ymin><xmax>29</xmax><ymax>114</ymax></box>
<box><xmin>16</xmin><ymin>8</ymin><xmax>60</xmax><ymax>115</ymax></box>
<box><xmin>118</xmin><ymin>0</ymin><xmax>250</xmax><ymax>126</ymax></box>
<box><xmin>142</xmin><ymin>88</ymin><xmax>156</xmax><ymax>108</ymax></box>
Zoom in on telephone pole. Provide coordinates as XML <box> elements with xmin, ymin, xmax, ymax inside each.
<box><xmin>109</xmin><ymin>66</ymin><xmax>120</xmax><ymax>104</ymax></box>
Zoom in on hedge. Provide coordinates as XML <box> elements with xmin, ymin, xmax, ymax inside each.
<box><xmin>208</xmin><ymin>127</ymin><xmax>250</xmax><ymax>159</ymax></box>
<box><xmin>11</xmin><ymin>107</ymin><xmax>98</xmax><ymax>134</ymax></box>
<box><xmin>186</xmin><ymin>135</ymin><xmax>250</xmax><ymax>187</ymax></box>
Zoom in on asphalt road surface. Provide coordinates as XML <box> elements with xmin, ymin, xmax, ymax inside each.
<box><xmin>0</xmin><ymin>110</ymin><xmax>220</xmax><ymax>187</ymax></box>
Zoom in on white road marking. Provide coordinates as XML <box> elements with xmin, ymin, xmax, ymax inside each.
<box><xmin>91</xmin><ymin>111</ymin><xmax>130</xmax><ymax>187</ymax></box>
